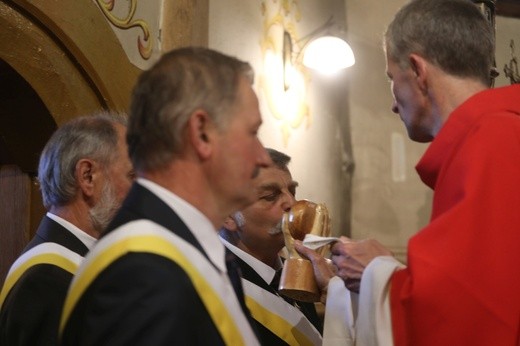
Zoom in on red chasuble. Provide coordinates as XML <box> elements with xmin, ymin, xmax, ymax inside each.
<box><xmin>390</xmin><ymin>85</ymin><xmax>520</xmax><ymax>345</ymax></box>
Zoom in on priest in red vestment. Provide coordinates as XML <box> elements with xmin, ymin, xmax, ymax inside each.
<box><xmin>297</xmin><ymin>0</ymin><xmax>520</xmax><ymax>345</ymax></box>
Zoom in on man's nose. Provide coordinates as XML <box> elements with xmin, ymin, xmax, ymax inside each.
<box><xmin>282</xmin><ymin>192</ymin><xmax>296</xmax><ymax>212</ymax></box>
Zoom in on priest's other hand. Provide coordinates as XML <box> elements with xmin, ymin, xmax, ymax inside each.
<box><xmin>331</xmin><ymin>236</ymin><xmax>393</xmax><ymax>293</ymax></box>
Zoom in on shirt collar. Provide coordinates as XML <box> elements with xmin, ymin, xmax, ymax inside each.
<box><xmin>220</xmin><ymin>237</ymin><xmax>282</xmax><ymax>284</ymax></box>
<box><xmin>137</xmin><ymin>178</ymin><xmax>226</xmax><ymax>273</ymax></box>
<box><xmin>46</xmin><ymin>212</ymin><xmax>96</xmax><ymax>250</ymax></box>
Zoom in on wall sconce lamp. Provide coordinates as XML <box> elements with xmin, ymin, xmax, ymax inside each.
<box><xmin>283</xmin><ymin>16</ymin><xmax>355</xmax><ymax>91</ymax></box>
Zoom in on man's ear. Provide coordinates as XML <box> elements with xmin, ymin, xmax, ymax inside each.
<box><xmin>188</xmin><ymin>110</ymin><xmax>213</xmax><ymax>159</ymax></box>
<box><xmin>76</xmin><ymin>159</ymin><xmax>98</xmax><ymax>198</ymax></box>
<box><xmin>409</xmin><ymin>53</ymin><xmax>428</xmax><ymax>93</ymax></box>
<box><xmin>223</xmin><ymin>216</ymin><xmax>239</xmax><ymax>232</ymax></box>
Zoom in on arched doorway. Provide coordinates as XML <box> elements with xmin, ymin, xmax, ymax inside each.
<box><xmin>0</xmin><ymin>58</ymin><xmax>56</xmax><ymax>282</ymax></box>
<box><xmin>0</xmin><ymin>0</ymin><xmax>141</xmax><ymax>283</ymax></box>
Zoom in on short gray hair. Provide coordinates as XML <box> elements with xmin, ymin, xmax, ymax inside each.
<box><xmin>38</xmin><ymin>112</ymin><xmax>127</xmax><ymax>209</ymax></box>
<box><xmin>128</xmin><ymin>47</ymin><xmax>254</xmax><ymax>172</ymax></box>
<box><xmin>384</xmin><ymin>0</ymin><xmax>495</xmax><ymax>85</ymax></box>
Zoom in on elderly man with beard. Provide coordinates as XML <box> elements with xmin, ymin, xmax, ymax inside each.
<box><xmin>220</xmin><ymin>148</ymin><xmax>323</xmax><ymax>346</ymax></box>
<box><xmin>0</xmin><ymin>112</ymin><xmax>134</xmax><ymax>346</ymax></box>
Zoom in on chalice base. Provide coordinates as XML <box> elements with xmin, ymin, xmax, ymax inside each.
<box><xmin>278</xmin><ymin>258</ymin><xmax>320</xmax><ymax>302</ymax></box>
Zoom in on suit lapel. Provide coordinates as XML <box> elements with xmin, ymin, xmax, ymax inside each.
<box><xmin>234</xmin><ymin>256</ymin><xmax>274</xmax><ymax>293</ymax></box>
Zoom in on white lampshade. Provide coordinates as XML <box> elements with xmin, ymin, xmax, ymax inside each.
<box><xmin>302</xmin><ymin>36</ymin><xmax>355</xmax><ymax>75</ymax></box>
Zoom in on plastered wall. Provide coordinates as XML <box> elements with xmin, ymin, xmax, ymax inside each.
<box><xmin>208</xmin><ymin>0</ymin><xmax>520</xmax><ymax>262</ymax></box>
<box><xmin>209</xmin><ymin>0</ymin><xmax>353</xmax><ymax>237</ymax></box>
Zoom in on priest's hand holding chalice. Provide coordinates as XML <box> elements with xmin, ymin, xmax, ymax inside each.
<box><xmin>278</xmin><ymin>199</ymin><xmax>332</xmax><ymax>302</ymax></box>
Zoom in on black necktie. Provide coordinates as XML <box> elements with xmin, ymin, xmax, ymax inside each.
<box><xmin>224</xmin><ymin>249</ymin><xmax>263</xmax><ymax>339</ymax></box>
<box><xmin>224</xmin><ymin>249</ymin><xmax>248</xmax><ymax>313</ymax></box>
<box><xmin>225</xmin><ymin>250</ymin><xmax>265</xmax><ymax>341</ymax></box>
<box><xmin>269</xmin><ymin>269</ymin><xmax>282</xmax><ymax>292</ymax></box>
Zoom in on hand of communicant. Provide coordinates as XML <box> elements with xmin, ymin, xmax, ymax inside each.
<box><xmin>294</xmin><ymin>240</ymin><xmax>335</xmax><ymax>303</ymax></box>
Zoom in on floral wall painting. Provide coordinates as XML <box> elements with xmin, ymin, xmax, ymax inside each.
<box><xmin>94</xmin><ymin>0</ymin><xmax>161</xmax><ymax>69</ymax></box>
<box><xmin>259</xmin><ymin>0</ymin><xmax>311</xmax><ymax>145</ymax></box>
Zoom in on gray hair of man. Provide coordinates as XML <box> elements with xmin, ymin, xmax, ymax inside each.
<box><xmin>128</xmin><ymin>47</ymin><xmax>254</xmax><ymax>172</ymax></box>
<box><xmin>38</xmin><ymin>112</ymin><xmax>127</xmax><ymax>209</ymax></box>
<box><xmin>384</xmin><ymin>0</ymin><xmax>495</xmax><ymax>86</ymax></box>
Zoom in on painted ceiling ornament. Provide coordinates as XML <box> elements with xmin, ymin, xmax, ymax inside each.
<box><xmin>260</xmin><ymin>0</ymin><xmax>311</xmax><ymax>146</ymax></box>
<box><xmin>95</xmin><ymin>0</ymin><xmax>153</xmax><ymax>60</ymax></box>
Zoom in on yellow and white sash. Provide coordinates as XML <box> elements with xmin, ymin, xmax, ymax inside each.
<box><xmin>243</xmin><ymin>279</ymin><xmax>322</xmax><ymax>346</ymax></box>
<box><xmin>0</xmin><ymin>242</ymin><xmax>83</xmax><ymax>309</ymax></box>
<box><xmin>60</xmin><ymin>220</ymin><xmax>259</xmax><ymax>346</ymax></box>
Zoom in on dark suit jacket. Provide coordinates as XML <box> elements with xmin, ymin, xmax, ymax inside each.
<box><xmin>235</xmin><ymin>256</ymin><xmax>323</xmax><ymax>345</ymax></box>
<box><xmin>61</xmin><ymin>183</ymin><xmax>255</xmax><ymax>346</ymax></box>
<box><xmin>0</xmin><ymin>216</ymin><xmax>89</xmax><ymax>346</ymax></box>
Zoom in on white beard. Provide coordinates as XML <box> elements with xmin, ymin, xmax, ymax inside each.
<box><xmin>89</xmin><ymin>180</ymin><xmax>119</xmax><ymax>234</ymax></box>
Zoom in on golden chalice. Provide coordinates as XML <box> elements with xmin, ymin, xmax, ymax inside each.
<box><xmin>279</xmin><ymin>199</ymin><xmax>331</xmax><ymax>302</ymax></box>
